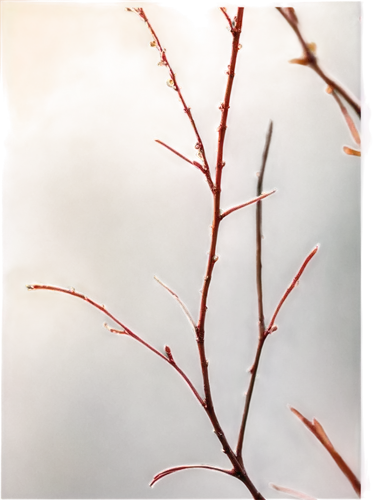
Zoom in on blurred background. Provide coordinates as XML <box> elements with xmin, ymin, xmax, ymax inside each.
<box><xmin>2</xmin><ymin>2</ymin><xmax>361</xmax><ymax>498</ymax></box>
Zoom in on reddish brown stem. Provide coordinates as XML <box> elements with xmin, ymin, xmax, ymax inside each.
<box><xmin>236</xmin><ymin>121</ymin><xmax>273</xmax><ymax>462</ymax></box>
<box><xmin>290</xmin><ymin>407</ymin><xmax>361</xmax><ymax>497</ymax></box>
<box><xmin>150</xmin><ymin>464</ymin><xmax>234</xmax><ymax>486</ymax></box>
<box><xmin>220</xmin><ymin>7</ymin><xmax>233</xmax><ymax>31</ymax></box>
<box><xmin>220</xmin><ymin>190</ymin><xmax>276</xmax><ymax>220</ymax></box>
<box><xmin>155</xmin><ymin>140</ymin><xmax>206</xmax><ymax>174</ymax></box>
<box><xmin>280</xmin><ymin>7</ymin><xmax>361</xmax><ymax>114</ymax></box>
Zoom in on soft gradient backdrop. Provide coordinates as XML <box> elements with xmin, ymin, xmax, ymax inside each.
<box><xmin>2</xmin><ymin>2</ymin><xmax>361</xmax><ymax>499</ymax></box>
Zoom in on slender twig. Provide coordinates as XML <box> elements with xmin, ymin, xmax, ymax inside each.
<box><xmin>270</xmin><ymin>483</ymin><xmax>317</xmax><ymax>500</ymax></box>
<box><xmin>266</xmin><ymin>245</ymin><xmax>318</xmax><ymax>336</ymax></box>
<box><xmin>220</xmin><ymin>7</ymin><xmax>233</xmax><ymax>31</ymax></box>
<box><xmin>130</xmin><ymin>8</ymin><xmax>215</xmax><ymax>193</ymax></box>
<box><xmin>25</xmin><ymin>283</ymin><xmax>204</xmax><ymax>407</ymax></box>
<box><xmin>149</xmin><ymin>464</ymin><xmax>235</xmax><ymax>488</ymax></box>
<box><xmin>290</xmin><ymin>407</ymin><xmax>361</xmax><ymax>497</ymax></box>
<box><xmin>220</xmin><ymin>190</ymin><xmax>276</xmax><ymax>220</ymax></box>
<box><xmin>155</xmin><ymin>140</ymin><xmax>206</xmax><ymax>174</ymax></box>
<box><xmin>279</xmin><ymin>7</ymin><xmax>362</xmax><ymax>157</ymax></box>
<box><xmin>236</xmin><ymin>122</ymin><xmax>273</xmax><ymax>462</ymax></box>
<box><xmin>277</xmin><ymin>7</ymin><xmax>361</xmax><ymax>118</ymax></box>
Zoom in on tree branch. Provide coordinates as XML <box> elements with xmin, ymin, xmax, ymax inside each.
<box><xmin>235</xmin><ymin>121</ymin><xmax>273</xmax><ymax>462</ymax></box>
<box><xmin>265</xmin><ymin>245</ymin><xmax>318</xmax><ymax>336</ymax></box>
<box><xmin>270</xmin><ymin>483</ymin><xmax>317</xmax><ymax>500</ymax></box>
<box><xmin>154</xmin><ymin>276</ymin><xmax>196</xmax><ymax>332</ymax></box>
<box><xmin>129</xmin><ymin>8</ymin><xmax>215</xmax><ymax>192</ymax></box>
<box><xmin>27</xmin><ymin>284</ymin><xmax>204</xmax><ymax>407</ymax></box>
<box><xmin>155</xmin><ymin>139</ymin><xmax>206</xmax><ymax>174</ymax></box>
<box><xmin>220</xmin><ymin>190</ymin><xmax>276</xmax><ymax>220</ymax></box>
<box><xmin>150</xmin><ymin>464</ymin><xmax>234</xmax><ymax>487</ymax></box>
<box><xmin>276</xmin><ymin>7</ymin><xmax>360</xmax><ymax>117</ymax></box>
<box><xmin>290</xmin><ymin>407</ymin><xmax>361</xmax><ymax>497</ymax></box>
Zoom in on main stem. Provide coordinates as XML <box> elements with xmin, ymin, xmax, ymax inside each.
<box><xmin>194</xmin><ymin>9</ymin><xmax>265</xmax><ymax>499</ymax></box>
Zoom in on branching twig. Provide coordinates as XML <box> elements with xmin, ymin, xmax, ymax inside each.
<box><xmin>279</xmin><ymin>7</ymin><xmax>362</xmax><ymax>157</ymax></box>
<box><xmin>150</xmin><ymin>464</ymin><xmax>234</xmax><ymax>486</ymax></box>
<box><xmin>220</xmin><ymin>190</ymin><xmax>276</xmax><ymax>220</ymax></box>
<box><xmin>289</xmin><ymin>407</ymin><xmax>361</xmax><ymax>497</ymax></box>
<box><xmin>220</xmin><ymin>7</ymin><xmax>233</xmax><ymax>31</ymax></box>
<box><xmin>155</xmin><ymin>139</ymin><xmax>206</xmax><ymax>174</ymax></box>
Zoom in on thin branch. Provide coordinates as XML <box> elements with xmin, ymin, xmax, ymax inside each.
<box><xmin>130</xmin><ymin>8</ymin><xmax>215</xmax><ymax>193</ymax></box>
<box><xmin>154</xmin><ymin>276</ymin><xmax>197</xmax><ymax>331</ymax></box>
<box><xmin>220</xmin><ymin>190</ymin><xmax>276</xmax><ymax>220</ymax></box>
<box><xmin>266</xmin><ymin>245</ymin><xmax>319</xmax><ymax>336</ymax></box>
<box><xmin>343</xmin><ymin>146</ymin><xmax>361</xmax><ymax>157</ymax></box>
<box><xmin>269</xmin><ymin>483</ymin><xmax>317</xmax><ymax>500</ymax></box>
<box><xmin>325</xmin><ymin>87</ymin><xmax>361</xmax><ymax>145</ymax></box>
<box><xmin>27</xmin><ymin>284</ymin><xmax>204</xmax><ymax>407</ymax></box>
<box><xmin>235</xmin><ymin>122</ymin><xmax>273</xmax><ymax>462</ymax></box>
<box><xmin>155</xmin><ymin>139</ymin><xmax>206</xmax><ymax>174</ymax></box>
<box><xmin>290</xmin><ymin>407</ymin><xmax>361</xmax><ymax>497</ymax></box>
<box><xmin>150</xmin><ymin>464</ymin><xmax>234</xmax><ymax>487</ymax></box>
<box><xmin>220</xmin><ymin>7</ymin><xmax>233</xmax><ymax>31</ymax></box>
<box><xmin>276</xmin><ymin>7</ymin><xmax>360</xmax><ymax>117</ymax></box>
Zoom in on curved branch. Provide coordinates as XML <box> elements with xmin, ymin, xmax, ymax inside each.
<box><xmin>27</xmin><ymin>284</ymin><xmax>204</xmax><ymax>407</ymax></box>
<box><xmin>266</xmin><ymin>245</ymin><xmax>319</xmax><ymax>336</ymax></box>
<box><xmin>154</xmin><ymin>276</ymin><xmax>197</xmax><ymax>331</ymax></box>
<box><xmin>150</xmin><ymin>464</ymin><xmax>234</xmax><ymax>487</ymax></box>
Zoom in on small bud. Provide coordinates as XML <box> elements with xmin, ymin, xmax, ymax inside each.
<box><xmin>195</xmin><ymin>149</ymin><xmax>203</xmax><ymax>161</ymax></box>
<box><xmin>150</xmin><ymin>40</ymin><xmax>156</xmax><ymax>47</ymax></box>
<box><xmin>238</xmin><ymin>44</ymin><xmax>242</xmax><ymax>50</ymax></box>
<box><xmin>307</xmin><ymin>42</ymin><xmax>317</xmax><ymax>54</ymax></box>
<box><xmin>166</xmin><ymin>79</ymin><xmax>175</xmax><ymax>88</ymax></box>
<box><xmin>26</xmin><ymin>284</ymin><xmax>34</xmax><ymax>290</ymax></box>
<box><xmin>270</xmin><ymin>325</ymin><xmax>278</xmax><ymax>333</ymax></box>
<box><xmin>326</xmin><ymin>85</ymin><xmax>333</xmax><ymax>94</ymax></box>
<box><xmin>343</xmin><ymin>146</ymin><xmax>361</xmax><ymax>157</ymax></box>
<box><xmin>289</xmin><ymin>57</ymin><xmax>309</xmax><ymax>66</ymax></box>
<box><xmin>213</xmin><ymin>255</ymin><xmax>219</xmax><ymax>262</ymax></box>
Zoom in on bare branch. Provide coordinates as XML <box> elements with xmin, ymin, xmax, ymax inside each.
<box><xmin>266</xmin><ymin>245</ymin><xmax>319</xmax><ymax>336</ymax></box>
<box><xmin>27</xmin><ymin>284</ymin><xmax>204</xmax><ymax>407</ymax></box>
<box><xmin>270</xmin><ymin>483</ymin><xmax>317</xmax><ymax>500</ymax></box>
<box><xmin>290</xmin><ymin>407</ymin><xmax>361</xmax><ymax>497</ymax></box>
<box><xmin>220</xmin><ymin>190</ymin><xmax>276</xmax><ymax>220</ymax></box>
<box><xmin>326</xmin><ymin>87</ymin><xmax>361</xmax><ymax>145</ymax></box>
<box><xmin>343</xmin><ymin>146</ymin><xmax>361</xmax><ymax>157</ymax></box>
<box><xmin>235</xmin><ymin>122</ymin><xmax>273</xmax><ymax>462</ymax></box>
<box><xmin>154</xmin><ymin>276</ymin><xmax>197</xmax><ymax>331</ymax></box>
<box><xmin>277</xmin><ymin>7</ymin><xmax>360</xmax><ymax>117</ymax></box>
<box><xmin>155</xmin><ymin>139</ymin><xmax>205</xmax><ymax>172</ymax></box>
<box><xmin>133</xmin><ymin>8</ymin><xmax>214</xmax><ymax>191</ymax></box>
<box><xmin>220</xmin><ymin>7</ymin><xmax>233</xmax><ymax>31</ymax></box>
<box><xmin>150</xmin><ymin>464</ymin><xmax>234</xmax><ymax>487</ymax></box>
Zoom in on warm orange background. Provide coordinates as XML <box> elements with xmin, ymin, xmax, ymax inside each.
<box><xmin>1</xmin><ymin>2</ymin><xmax>362</xmax><ymax>499</ymax></box>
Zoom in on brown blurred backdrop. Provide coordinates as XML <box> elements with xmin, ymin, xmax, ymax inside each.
<box><xmin>1</xmin><ymin>0</ymin><xmax>360</xmax><ymax>499</ymax></box>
